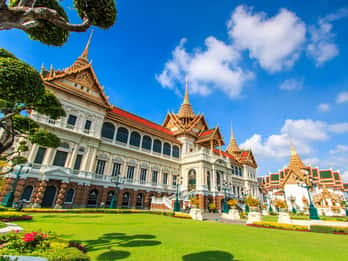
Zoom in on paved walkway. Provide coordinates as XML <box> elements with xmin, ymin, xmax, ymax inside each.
<box><xmin>0</xmin><ymin>223</ymin><xmax>23</xmax><ymax>234</ymax></box>
<box><xmin>203</xmin><ymin>213</ymin><xmax>246</xmax><ymax>225</ymax></box>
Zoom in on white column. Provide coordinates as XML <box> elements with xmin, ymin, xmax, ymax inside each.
<box><xmin>87</xmin><ymin>147</ymin><xmax>97</xmax><ymax>172</ymax></box>
<box><xmin>27</xmin><ymin>144</ymin><xmax>39</xmax><ymax>163</ymax></box>
<box><xmin>42</xmin><ymin>148</ymin><xmax>55</xmax><ymax>166</ymax></box>
<box><xmin>68</xmin><ymin>144</ymin><xmax>79</xmax><ymax>169</ymax></box>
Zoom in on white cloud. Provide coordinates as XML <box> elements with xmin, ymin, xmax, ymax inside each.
<box><xmin>303</xmin><ymin>157</ymin><xmax>320</xmax><ymax>166</ymax></box>
<box><xmin>227</xmin><ymin>6</ymin><xmax>306</xmax><ymax>72</ymax></box>
<box><xmin>318</xmin><ymin>103</ymin><xmax>330</xmax><ymax>112</ymax></box>
<box><xmin>330</xmin><ymin>144</ymin><xmax>348</xmax><ymax>154</ymax></box>
<box><xmin>336</xmin><ymin>91</ymin><xmax>348</xmax><ymax>104</ymax></box>
<box><xmin>328</xmin><ymin>122</ymin><xmax>348</xmax><ymax>133</ymax></box>
<box><xmin>307</xmin><ymin>8</ymin><xmax>348</xmax><ymax>66</ymax></box>
<box><xmin>241</xmin><ymin>119</ymin><xmax>348</xmax><ymax>161</ymax></box>
<box><xmin>279</xmin><ymin>78</ymin><xmax>303</xmax><ymax>91</ymax></box>
<box><xmin>156</xmin><ymin>37</ymin><xmax>254</xmax><ymax>98</ymax></box>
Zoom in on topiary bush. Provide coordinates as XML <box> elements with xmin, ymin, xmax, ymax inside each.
<box><xmin>74</xmin><ymin>0</ymin><xmax>117</xmax><ymax>29</ymax></box>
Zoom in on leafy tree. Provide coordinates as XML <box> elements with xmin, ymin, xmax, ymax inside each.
<box><xmin>0</xmin><ymin>0</ymin><xmax>117</xmax><ymax>46</ymax></box>
<box><xmin>0</xmin><ymin>48</ymin><xmax>65</xmax><ymax>173</ymax></box>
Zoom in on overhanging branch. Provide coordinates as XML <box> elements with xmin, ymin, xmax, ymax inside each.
<box><xmin>0</xmin><ymin>6</ymin><xmax>91</xmax><ymax>32</ymax></box>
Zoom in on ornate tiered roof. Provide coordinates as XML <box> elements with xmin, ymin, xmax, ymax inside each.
<box><xmin>177</xmin><ymin>81</ymin><xmax>195</xmax><ymax>119</ymax></box>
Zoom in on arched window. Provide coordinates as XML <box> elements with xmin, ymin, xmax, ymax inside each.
<box><xmin>122</xmin><ymin>192</ymin><xmax>130</xmax><ymax>208</ymax></box>
<box><xmin>172</xmin><ymin>146</ymin><xmax>180</xmax><ymax>158</ymax></box>
<box><xmin>101</xmin><ymin>122</ymin><xmax>115</xmax><ymax>140</ymax></box>
<box><xmin>21</xmin><ymin>185</ymin><xmax>33</xmax><ymax>201</ymax></box>
<box><xmin>106</xmin><ymin>191</ymin><xmax>115</xmax><ymax>207</ymax></box>
<box><xmin>87</xmin><ymin>189</ymin><xmax>98</xmax><ymax>207</ymax></box>
<box><xmin>136</xmin><ymin>193</ymin><xmax>144</xmax><ymax>208</ymax></box>
<box><xmin>129</xmin><ymin>131</ymin><xmax>141</xmax><ymax>147</ymax></box>
<box><xmin>188</xmin><ymin>169</ymin><xmax>196</xmax><ymax>191</ymax></box>
<box><xmin>163</xmin><ymin>143</ymin><xmax>171</xmax><ymax>156</ymax></box>
<box><xmin>142</xmin><ymin>135</ymin><xmax>152</xmax><ymax>150</ymax></box>
<box><xmin>153</xmin><ymin>139</ymin><xmax>162</xmax><ymax>153</ymax></box>
<box><xmin>116</xmin><ymin>127</ymin><xmax>129</xmax><ymax>143</ymax></box>
<box><xmin>64</xmin><ymin>188</ymin><xmax>74</xmax><ymax>203</ymax></box>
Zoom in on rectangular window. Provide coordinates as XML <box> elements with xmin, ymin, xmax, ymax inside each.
<box><xmin>140</xmin><ymin>168</ymin><xmax>147</xmax><ymax>184</ymax></box>
<box><xmin>53</xmin><ymin>151</ymin><xmax>68</xmax><ymax>167</ymax></box>
<box><xmin>34</xmin><ymin>147</ymin><xmax>46</xmax><ymax>164</ymax></box>
<box><xmin>84</xmin><ymin>120</ymin><xmax>92</xmax><ymax>130</ymax></box>
<box><xmin>112</xmin><ymin>162</ymin><xmax>121</xmax><ymax>176</ymax></box>
<box><xmin>73</xmin><ymin>154</ymin><xmax>83</xmax><ymax>170</ymax></box>
<box><xmin>67</xmin><ymin>115</ymin><xmax>77</xmax><ymax>126</ymax></box>
<box><xmin>152</xmin><ymin>171</ymin><xmax>158</xmax><ymax>184</ymax></box>
<box><xmin>163</xmin><ymin>173</ymin><xmax>168</xmax><ymax>185</ymax></box>
<box><xmin>127</xmin><ymin>166</ymin><xmax>135</xmax><ymax>180</ymax></box>
<box><xmin>95</xmin><ymin>160</ymin><xmax>106</xmax><ymax>175</ymax></box>
<box><xmin>172</xmin><ymin>175</ymin><xmax>177</xmax><ymax>186</ymax></box>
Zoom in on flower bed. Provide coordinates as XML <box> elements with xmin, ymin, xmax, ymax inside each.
<box><xmin>0</xmin><ymin>231</ymin><xmax>89</xmax><ymax>261</ymax></box>
<box><xmin>0</xmin><ymin>212</ymin><xmax>33</xmax><ymax>222</ymax></box>
<box><xmin>173</xmin><ymin>212</ymin><xmax>192</xmax><ymax>219</ymax></box>
<box><xmin>248</xmin><ymin>221</ymin><xmax>309</xmax><ymax>232</ymax></box>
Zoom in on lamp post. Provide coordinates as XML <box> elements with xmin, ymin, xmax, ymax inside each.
<box><xmin>2</xmin><ymin>164</ymin><xmax>26</xmax><ymax>207</ymax></box>
<box><xmin>173</xmin><ymin>176</ymin><xmax>183</xmax><ymax>212</ymax></box>
<box><xmin>222</xmin><ymin>180</ymin><xmax>231</xmax><ymax>214</ymax></box>
<box><xmin>109</xmin><ymin>175</ymin><xmax>123</xmax><ymax>209</ymax></box>
<box><xmin>296</xmin><ymin>174</ymin><xmax>319</xmax><ymax>220</ymax></box>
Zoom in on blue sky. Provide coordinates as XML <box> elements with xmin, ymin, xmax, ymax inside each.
<box><xmin>1</xmin><ymin>0</ymin><xmax>348</xmax><ymax>179</ymax></box>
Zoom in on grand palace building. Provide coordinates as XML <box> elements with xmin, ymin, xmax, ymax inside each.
<box><xmin>260</xmin><ymin>145</ymin><xmax>348</xmax><ymax>216</ymax></box>
<box><xmin>0</xmin><ymin>37</ymin><xmax>259</xmax><ymax>211</ymax></box>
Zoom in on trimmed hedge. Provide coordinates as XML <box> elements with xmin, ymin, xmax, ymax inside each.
<box><xmin>250</xmin><ymin>221</ymin><xmax>309</xmax><ymax>232</ymax></box>
<box><xmin>310</xmin><ymin>225</ymin><xmax>348</xmax><ymax>234</ymax></box>
<box><xmin>0</xmin><ymin>212</ymin><xmax>33</xmax><ymax>222</ymax></box>
<box><xmin>0</xmin><ymin>221</ymin><xmax>6</xmax><ymax>229</ymax></box>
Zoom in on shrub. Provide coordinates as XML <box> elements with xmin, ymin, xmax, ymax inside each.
<box><xmin>273</xmin><ymin>199</ymin><xmax>287</xmax><ymax>209</ymax></box>
<box><xmin>310</xmin><ymin>225</ymin><xmax>348</xmax><ymax>234</ymax></box>
<box><xmin>174</xmin><ymin>212</ymin><xmax>192</xmax><ymax>219</ymax></box>
<box><xmin>208</xmin><ymin>203</ymin><xmax>216</xmax><ymax>211</ymax></box>
<box><xmin>0</xmin><ymin>212</ymin><xmax>33</xmax><ymax>222</ymax></box>
<box><xmin>245</xmin><ymin>196</ymin><xmax>260</xmax><ymax>207</ymax></box>
<box><xmin>227</xmin><ymin>199</ymin><xmax>238</xmax><ymax>207</ymax></box>
<box><xmin>45</xmin><ymin>247</ymin><xmax>90</xmax><ymax>261</ymax></box>
<box><xmin>251</xmin><ymin>221</ymin><xmax>308</xmax><ymax>231</ymax></box>
<box><xmin>0</xmin><ymin>222</ymin><xmax>6</xmax><ymax>229</ymax></box>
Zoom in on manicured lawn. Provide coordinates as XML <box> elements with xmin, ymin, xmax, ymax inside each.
<box><xmin>16</xmin><ymin>213</ymin><xmax>348</xmax><ymax>261</ymax></box>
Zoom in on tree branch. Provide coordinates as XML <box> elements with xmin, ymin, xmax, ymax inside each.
<box><xmin>0</xmin><ymin>6</ymin><xmax>91</xmax><ymax>32</ymax></box>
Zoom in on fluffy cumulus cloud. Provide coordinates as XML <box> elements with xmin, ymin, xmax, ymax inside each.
<box><xmin>279</xmin><ymin>78</ymin><xmax>303</xmax><ymax>91</ymax></box>
<box><xmin>227</xmin><ymin>6</ymin><xmax>306</xmax><ymax>72</ymax></box>
<box><xmin>307</xmin><ymin>8</ymin><xmax>348</xmax><ymax>66</ymax></box>
<box><xmin>240</xmin><ymin>119</ymin><xmax>348</xmax><ymax>161</ymax></box>
<box><xmin>318</xmin><ymin>103</ymin><xmax>330</xmax><ymax>112</ymax></box>
<box><xmin>336</xmin><ymin>91</ymin><xmax>348</xmax><ymax>104</ymax></box>
<box><xmin>156</xmin><ymin>37</ymin><xmax>254</xmax><ymax>98</ymax></box>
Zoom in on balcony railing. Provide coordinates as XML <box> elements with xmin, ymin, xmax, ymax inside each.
<box><xmin>25</xmin><ymin>164</ymin><xmax>176</xmax><ymax>190</ymax></box>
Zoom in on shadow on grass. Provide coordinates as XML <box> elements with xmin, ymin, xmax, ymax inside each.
<box><xmin>97</xmin><ymin>250</ymin><xmax>130</xmax><ymax>260</ymax></box>
<box><xmin>85</xmin><ymin>232</ymin><xmax>161</xmax><ymax>259</ymax></box>
<box><xmin>39</xmin><ymin>215</ymin><xmax>103</xmax><ymax>219</ymax></box>
<box><xmin>182</xmin><ymin>251</ymin><xmax>238</xmax><ymax>261</ymax></box>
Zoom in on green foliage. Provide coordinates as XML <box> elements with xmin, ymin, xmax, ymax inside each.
<box><xmin>0</xmin><ymin>221</ymin><xmax>6</xmax><ymax>229</ymax></box>
<box><xmin>0</xmin><ymin>54</ymin><xmax>45</xmax><ymax>106</ymax></box>
<box><xmin>29</xmin><ymin>129</ymin><xmax>61</xmax><ymax>148</ymax></box>
<box><xmin>252</xmin><ymin>221</ymin><xmax>308</xmax><ymax>231</ymax></box>
<box><xmin>10</xmin><ymin>156</ymin><xmax>27</xmax><ymax>165</ymax></box>
<box><xmin>0</xmin><ymin>48</ymin><xmax>16</xmax><ymax>59</ymax></box>
<box><xmin>45</xmin><ymin>247</ymin><xmax>90</xmax><ymax>261</ymax></box>
<box><xmin>12</xmin><ymin>115</ymin><xmax>39</xmax><ymax>135</ymax></box>
<box><xmin>35</xmin><ymin>91</ymin><xmax>66</xmax><ymax>120</ymax></box>
<box><xmin>74</xmin><ymin>0</ymin><xmax>117</xmax><ymax>28</ymax></box>
<box><xmin>10</xmin><ymin>0</ymin><xmax>70</xmax><ymax>46</ymax></box>
<box><xmin>310</xmin><ymin>225</ymin><xmax>348</xmax><ymax>234</ymax></box>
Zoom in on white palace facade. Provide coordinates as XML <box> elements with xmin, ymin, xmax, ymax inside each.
<box><xmin>1</xmin><ymin>37</ymin><xmax>259</xmax><ymax>211</ymax></box>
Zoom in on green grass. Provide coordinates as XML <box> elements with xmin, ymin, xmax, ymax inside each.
<box><xmin>16</xmin><ymin>213</ymin><xmax>348</xmax><ymax>261</ymax></box>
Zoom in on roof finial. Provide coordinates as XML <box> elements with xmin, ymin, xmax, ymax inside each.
<box><xmin>230</xmin><ymin>122</ymin><xmax>235</xmax><ymax>140</ymax></box>
<box><xmin>81</xmin><ymin>29</ymin><xmax>94</xmax><ymax>60</ymax></box>
<box><xmin>290</xmin><ymin>139</ymin><xmax>297</xmax><ymax>156</ymax></box>
<box><xmin>183</xmin><ymin>77</ymin><xmax>190</xmax><ymax>105</ymax></box>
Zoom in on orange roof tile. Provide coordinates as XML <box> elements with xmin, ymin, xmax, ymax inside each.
<box><xmin>110</xmin><ymin>107</ymin><xmax>173</xmax><ymax>135</ymax></box>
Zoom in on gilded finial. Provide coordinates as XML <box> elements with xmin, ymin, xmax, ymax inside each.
<box><xmin>81</xmin><ymin>29</ymin><xmax>94</xmax><ymax>60</ymax></box>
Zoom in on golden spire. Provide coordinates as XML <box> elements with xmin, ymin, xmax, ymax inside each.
<box><xmin>177</xmin><ymin>78</ymin><xmax>195</xmax><ymax>118</ymax></box>
<box><xmin>67</xmin><ymin>30</ymin><xmax>94</xmax><ymax>71</ymax></box>
<box><xmin>80</xmin><ymin>29</ymin><xmax>94</xmax><ymax>61</ymax></box>
<box><xmin>226</xmin><ymin>123</ymin><xmax>240</xmax><ymax>153</ymax></box>
<box><xmin>288</xmin><ymin>141</ymin><xmax>306</xmax><ymax>171</ymax></box>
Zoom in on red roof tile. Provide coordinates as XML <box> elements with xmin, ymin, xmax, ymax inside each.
<box><xmin>199</xmin><ymin>129</ymin><xmax>214</xmax><ymax>137</ymax></box>
<box><xmin>110</xmin><ymin>107</ymin><xmax>173</xmax><ymax>135</ymax></box>
<box><xmin>213</xmin><ymin>149</ymin><xmax>236</xmax><ymax>160</ymax></box>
